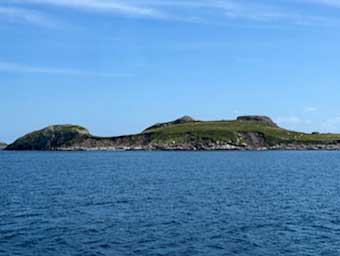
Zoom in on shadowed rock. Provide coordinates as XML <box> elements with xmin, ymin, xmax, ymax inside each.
<box><xmin>5</xmin><ymin>125</ymin><xmax>90</xmax><ymax>150</ymax></box>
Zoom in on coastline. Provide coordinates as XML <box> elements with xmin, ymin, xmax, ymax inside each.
<box><xmin>6</xmin><ymin>143</ymin><xmax>340</xmax><ymax>151</ymax></box>
<box><xmin>6</xmin><ymin>116</ymin><xmax>340</xmax><ymax>151</ymax></box>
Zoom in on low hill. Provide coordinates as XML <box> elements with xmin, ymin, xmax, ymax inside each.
<box><xmin>0</xmin><ymin>142</ymin><xmax>7</xmax><ymax>148</ymax></box>
<box><xmin>144</xmin><ymin>116</ymin><xmax>199</xmax><ymax>131</ymax></box>
<box><xmin>5</xmin><ymin>116</ymin><xmax>340</xmax><ymax>151</ymax></box>
<box><xmin>5</xmin><ymin>125</ymin><xmax>90</xmax><ymax>150</ymax></box>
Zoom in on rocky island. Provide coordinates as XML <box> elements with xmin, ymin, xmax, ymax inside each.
<box><xmin>0</xmin><ymin>142</ymin><xmax>7</xmax><ymax>149</ymax></box>
<box><xmin>5</xmin><ymin>116</ymin><xmax>340</xmax><ymax>151</ymax></box>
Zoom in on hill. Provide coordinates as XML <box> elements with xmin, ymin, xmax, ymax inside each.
<box><xmin>5</xmin><ymin>116</ymin><xmax>340</xmax><ymax>151</ymax></box>
<box><xmin>5</xmin><ymin>125</ymin><xmax>90</xmax><ymax>150</ymax></box>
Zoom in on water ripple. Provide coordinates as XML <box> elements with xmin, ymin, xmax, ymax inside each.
<box><xmin>1</xmin><ymin>151</ymin><xmax>340</xmax><ymax>255</ymax></box>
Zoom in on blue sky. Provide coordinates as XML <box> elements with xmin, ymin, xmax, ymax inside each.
<box><xmin>2</xmin><ymin>0</ymin><xmax>340</xmax><ymax>142</ymax></box>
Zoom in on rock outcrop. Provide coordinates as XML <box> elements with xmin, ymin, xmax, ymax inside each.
<box><xmin>144</xmin><ymin>116</ymin><xmax>198</xmax><ymax>131</ymax></box>
<box><xmin>237</xmin><ymin>115</ymin><xmax>279</xmax><ymax>128</ymax></box>
<box><xmin>0</xmin><ymin>142</ymin><xmax>7</xmax><ymax>148</ymax></box>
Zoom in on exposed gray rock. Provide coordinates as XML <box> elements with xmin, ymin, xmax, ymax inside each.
<box><xmin>237</xmin><ymin>115</ymin><xmax>279</xmax><ymax>128</ymax></box>
<box><xmin>144</xmin><ymin>115</ymin><xmax>198</xmax><ymax>131</ymax></box>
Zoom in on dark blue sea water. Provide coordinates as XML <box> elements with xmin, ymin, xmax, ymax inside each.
<box><xmin>1</xmin><ymin>151</ymin><xmax>340</xmax><ymax>256</ymax></box>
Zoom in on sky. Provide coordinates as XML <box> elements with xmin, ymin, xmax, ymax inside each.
<box><xmin>2</xmin><ymin>0</ymin><xmax>340</xmax><ymax>143</ymax></box>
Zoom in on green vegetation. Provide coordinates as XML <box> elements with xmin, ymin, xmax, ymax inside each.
<box><xmin>6</xmin><ymin>124</ymin><xmax>90</xmax><ymax>150</ymax></box>
<box><xmin>6</xmin><ymin>116</ymin><xmax>340</xmax><ymax>151</ymax></box>
<box><xmin>28</xmin><ymin>125</ymin><xmax>89</xmax><ymax>136</ymax></box>
<box><xmin>142</xmin><ymin>120</ymin><xmax>340</xmax><ymax>145</ymax></box>
<box><xmin>144</xmin><ymin>116</ymin><xmax>198</xmax><ymax>132</ymax></box>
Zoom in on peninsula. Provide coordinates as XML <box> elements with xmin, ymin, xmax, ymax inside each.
<box><xmin>5</xmin><ymin>116</ymin><xmax>340</xmax><ymax>151</ymax></box>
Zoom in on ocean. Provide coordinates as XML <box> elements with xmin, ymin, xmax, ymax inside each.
<box><xmin>1</xmin><ymin>151</ymin><xmax>340</xmax><ymax>255</ymax></box>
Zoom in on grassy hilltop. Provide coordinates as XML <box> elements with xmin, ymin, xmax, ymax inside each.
<box><xmin>142</xmin><ymin>117</ymin><xmax>340</xmax><ymax>146</ymax></box>
<box><xmin>5</xmin><ymin>116</ymin><xmax>340</xmax><ymax>151</ymax></box>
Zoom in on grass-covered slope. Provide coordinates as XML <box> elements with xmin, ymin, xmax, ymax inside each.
<box><xmin>142</xmin><ymin>119</ymin><xmax>340</xmax><ymax>146</ymax></box>
<box><xmin>5</xmin><ymin>116</ymin><xmax>340</xmax><ymax>151</ymax></box>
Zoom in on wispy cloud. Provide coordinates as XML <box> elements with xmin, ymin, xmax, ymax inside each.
<box><xmin>304</xmin><ymin>106</ymin><xmax>318</xmax><ymax>112</ymax></box>
<box><xmin>322</xmin><ymin>116</ymin><xmax>340</xmax><ymax>131</ymax></box>
<box><xmin>276</xmin><ymin>116</ymin><xmax>312</xmax><ymax>130</ymax></box>
<box><xmin>277</xmin><ymin>116</ymin><xmax>304</xmax><ymax>125</ymax></box>
<box><xmin>0</xmin><ymin>61</ymin><xmax>132</xmax><ymax>77</ymax></box>
<box><xmin>0</xmin><ymin>6</ymin><xmax>55</xmax><ymax>26</ymax></box>
<box><xmin>301</xmin><ymin>0</ymin><xmax>340</xmax><ymax>8</ymax></box>
<box><xmin>125</xmin><ymin>0</ymin><xmax>340</xmax><ymax>26</ymax></box>
<box><xmin>8</xmin><ymin>0</ymin><xmax>165</xmax><ymax>18</ymax></box>
<box><xmin>3</xmin><ymin>0</ymin><xmax>340</xmax><ymax>27</ymax></box>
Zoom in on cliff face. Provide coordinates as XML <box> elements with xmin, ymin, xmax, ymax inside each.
<box><xmin>5</xmin><ymin>116</ymin><xmax>340</xmax><ymax>151</ymax></box>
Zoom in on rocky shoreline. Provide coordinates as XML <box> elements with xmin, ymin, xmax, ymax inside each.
<box><xmin>53</xmin><ymin>142</ymin><xmax>340</xmax><ymax>151</ymax></box>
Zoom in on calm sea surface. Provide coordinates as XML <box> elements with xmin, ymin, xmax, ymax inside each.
<box><xmin>1</xmin><ymin>151</ymin><xmax>340</xmax><ymax>256</ymax></box>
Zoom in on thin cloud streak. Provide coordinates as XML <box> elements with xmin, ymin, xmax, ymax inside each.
<box><xmin>305</xmin><ymin>107</ymin><xmax>318</xmax><ymax>112</ymax></box>
<box><xmin>128</xmin><ymin>0</ymin><xmax>340</xmax><ymax>26</ymax></box>
<box><xmin>9</xmin><ymin>0</ymin><xmax>165</xmax><ymax>18</ymax></box>
<box><xmin>3</xmin><ymin>0</ymin><xmax>340</xmax><ymax>27</ymax></box>
<box><xmin>301</xmin><ymin>0</ymin><xmax>340</xmax><ymax>8</ymax></box>
<box><xmin>322</xmin><ymin>116</ymin><xmax>340</xmax><ymax>129</ymax></box>
<box><xmin>0</xmin><ymin>6</ymin><xmax>55</xmax><ymax>26</ymax></box>
<box><xmin>0</xmin><ymin>61</ymin><xmax>132</xmax><ymax>78</ymax></box>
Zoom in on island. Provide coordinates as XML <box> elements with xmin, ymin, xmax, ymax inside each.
<box><xmin>5</xmin><ymin>116</ymin><xmax>340</xmax><ymax>151</ymax></box>
<box><xmin>0</xmin><ymin>142</ymin><xmax>7</xmax><ymax>149</ymax></box>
